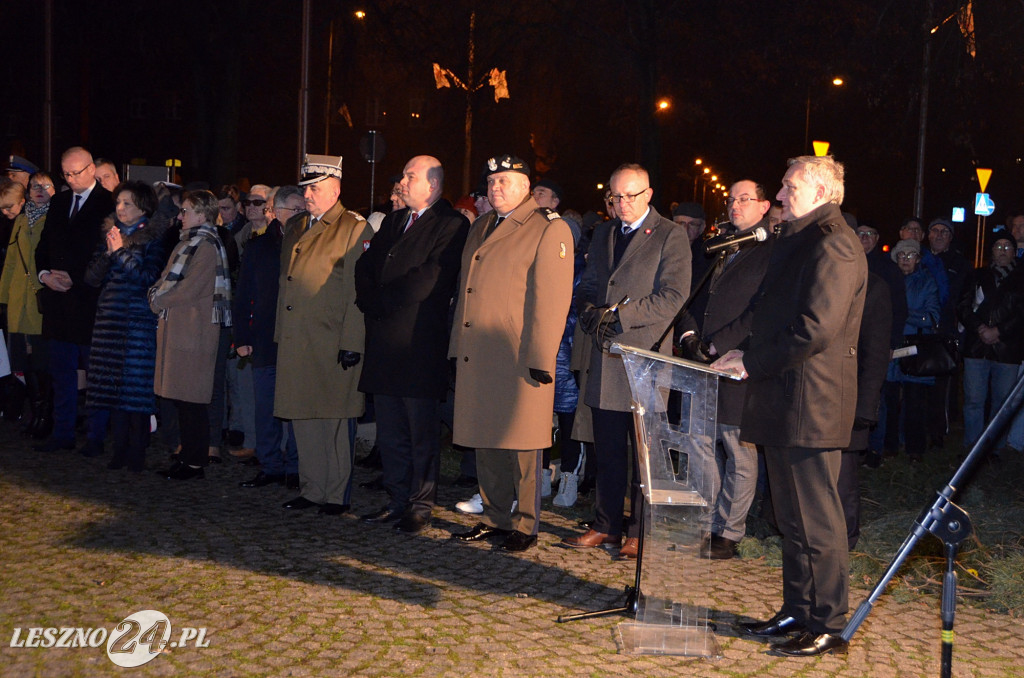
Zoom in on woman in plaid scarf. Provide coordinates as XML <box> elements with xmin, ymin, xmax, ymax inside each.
<box><xmin>149</xmin><ymin>189</ymin><xmax>232</xmax><ymax>480</ymax></box>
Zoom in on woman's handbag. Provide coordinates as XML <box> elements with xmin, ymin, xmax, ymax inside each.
<box><xmin>899</xmin><ymin>332</ymin><xmax>958</xmax><ymax>377</ymax></box>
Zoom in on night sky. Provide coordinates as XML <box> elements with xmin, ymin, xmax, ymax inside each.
<box><xmin>6</xmin><ymin>0</ymin><xmax>1024</xmax><ymax>249</ymax></box>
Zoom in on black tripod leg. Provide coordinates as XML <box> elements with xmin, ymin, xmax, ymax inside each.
<box><xmin>556</xmin><ymin>498</ymin><xmax>646</xmax><ymax>623</ymax></box>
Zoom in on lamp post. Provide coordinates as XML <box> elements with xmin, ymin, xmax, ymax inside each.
<box><xmin>804</xmin><ymin>77</ymin><xmax>844</xmax><ymax>154</ymax></box>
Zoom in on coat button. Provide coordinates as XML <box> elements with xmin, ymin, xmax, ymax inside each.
<box><xmin>475</xmin><ymin>255</ymin><xmax>481</xmax><ymax>260</ymax></box>
<box><xmin>287</xmin><ymin>275</ymin><xmax>293</xmax><ymax>281</ymax></box>
<box><xmin>463</xmin><ymin>356</ymin><xmax>469</xmax><ymax>362</ymax></box>
<box><xmin>609</xmin><ymin>280</ymin><xmax>616</xmax><ymax>286</ymax></box>
<box><xmin>849</xmin><ymin>347</ymin><xmax>857</xmax><ymax>355</ymax></box>
<box><xmin>464</xmin><ymin>321</ymin><xmax>471</xmax><ymax>327</ymax></box>
<box><xmin>467</xmin><ymin>288</ymin><xmax>473</xmax><ymax>293</ymax></box>
<box><xmin>286</xmin><ymin>305</ymin><xmax>293</xmax><ymax>311</ymax></box>
<box><xmin>295</xmin><ymin>247</ymin><xmax>301</xmax><ymax>253</ymax></box>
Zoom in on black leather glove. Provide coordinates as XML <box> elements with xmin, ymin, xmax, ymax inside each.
<box><xmin>579</xmin><ymin>305</ymin><xmax>608</xmax><ymax>334</ymax></box>
<box><xmin>528</xmin><ymin>368</ymin><xmax>553</xmax><ymax>384</ymax></box>
<box><xmin>596</xmin><ymin>312</ymin><xmax>622</xmax><ymax>338</ymax></box>
<box><xmin>853</xmin><ymin>416</ymin><xmax>876</xmax><ymax>431</ymax></box>
<box><xmin>679</xmin><ymin>333</ymin><xmax>713</xmax><ymax>364</ymax></box>
<box><xmin>339</xmin><ymin>350</ymin><xmax>361</xmax><ymax>369</ymax></box>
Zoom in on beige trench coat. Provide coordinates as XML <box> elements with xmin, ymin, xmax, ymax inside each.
<box><xmin>274</xmin><ymin>201</ymin><xmax>372</xmax><ymax>420</ymax></box>
<box><xmin>150</xmin><ymin>238</ymin><xmax>221</xmax><ymax>404</ymax></box>
<box><xmin>0</xmin><ymin>213</ymin><xmax>45</xmax><ymax>335</ymax></box>
<box><xmin>448</xmin><ymin>198</ymin><xmax>573</xmax><ymax>449</ymax></box>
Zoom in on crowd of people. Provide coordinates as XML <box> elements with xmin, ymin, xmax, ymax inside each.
<box><xmin>0</xmin><ymin>144</ymin><xmax>1018</xmax><ymax>658</ymax></box>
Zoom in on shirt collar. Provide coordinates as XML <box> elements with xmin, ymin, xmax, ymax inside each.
<box><xmin>621</xmin><ymin>207</ymin><xmax>651</xmax><ymax>234</ymax></box>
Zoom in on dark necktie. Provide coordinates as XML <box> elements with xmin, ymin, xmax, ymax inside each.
<box><xmin>70</xmin><ymin>194</ymin><xmax>81</xmax><ymax>220</ymax></box>
<box><xmin>404</xmin><ymin>212</ymin><xmax>419</xmax><ymax>232</ymax></box>
<box><xmin>485</xmin><ymin>215</ymin><xmax>505</xmax><ymax>240</ymax></box>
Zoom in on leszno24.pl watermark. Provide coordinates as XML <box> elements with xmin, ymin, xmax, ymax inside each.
<box><xmin>10</xmin><ymin>610</ymin><xmax>208</xmax><ymax>668</ymax></box>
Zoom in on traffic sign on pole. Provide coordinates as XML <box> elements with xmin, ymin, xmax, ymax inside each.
<box><xmin>976</xmin><ymin>168</ymin><xmax>992</xmax><ymax>193</ymax></box>
<box><xmin>974</xmin><ymin>193</ymin><xmax>995</xmax><ymax>217</ymax></box>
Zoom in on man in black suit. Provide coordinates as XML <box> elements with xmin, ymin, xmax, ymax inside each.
<box><xmin>714</xmin><ymin>155</ymin><xmax>867</xmax><ymax>657</ymax></box>
<box><xmin>355</xmin><ymin>155</ymin><xmax>469</xmax><ymax>534</ymax></box>
<box><xmin>679</xmin><ymin>179</ymin><xmax>775</xmax><ymax>560</ymax></box>
<box><xmin>34</xmin><ymin>146</ymin><xmax>114</xmax><ymax>454</ymax></box>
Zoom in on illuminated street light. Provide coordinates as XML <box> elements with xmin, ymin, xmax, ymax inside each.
<box><xmin>656</xmin><ymin>98</ymin><xmax>671</xmax><ymax>112</ymax></box>
<box><xmin>354</xmin><ymin>10</ymin><xmax>366</xmax><ymax>19</ymax></box>
<box><xmin>695</xmin><ymin>158</ymin><xmax>703</xmax><ymax>166</ymax></box>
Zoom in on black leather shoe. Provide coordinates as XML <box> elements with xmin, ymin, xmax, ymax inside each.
<box><xmin>700</xmin><ymin>534</ymin><xmax>739</xmax><ymax>560</ymax></box>
<box><xmin>499</xmin><ymin>531</ymin><xmax>537</xmax><ymax>552</ymax></box>
<box><xmin>361</xmin><ymin>507</ymin><xmax>403</xmax><ymax>523</ymax></box>
<box><xmin>34</xmin><ymin>438</ymin><xmax>75</xmax><ymax>452</ymax></box>
<box><xmin>451</xmin><ymin>522</ymin><xmax>512</xmax><ymax>542</ymax></box>
<box><xmin>165</xmin><ymin>464</ymin><xmax>204</xmax><ymax>480</ymax></box>
<box><xmin>737</xmin><ymin>611</ymin><xmax>806</xmax><ymax>637</ymax></box>
<box><xmin>318</xmin><ymin>503</ymin><xmax>349</xmax><ymax>515</ymax></box>
<box><xmin>285</xmin><ymin>474</ymin><xmax>300</xmax><ymax>490</ymax></box>
<box><xmin>772</xmin><ymin>631</ymin><xmax>848</xmax><ymax>657</ymax></box>
<box><xmin>240</xmin><ymin>472</ymin><xmax>285</xmax><ymax>488</ymax></box>
<box><xmin>282</xmin><ymin>496</ymin><xmax>320</xmax><ymax>510</ymax></box>
<box><xmin>394</xmin><ymin>513</ymin><xmax>429</xmax><ymax>533</ymax></box>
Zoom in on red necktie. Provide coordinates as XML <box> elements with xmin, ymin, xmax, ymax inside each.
<box><xmin>404</xmin><ymin>212</ymin><xmax>419</xmax><ymax>232</ymax></box>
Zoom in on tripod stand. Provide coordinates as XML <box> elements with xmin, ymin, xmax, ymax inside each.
<box><xmin>841</xmin><ymin>370</ymin><xmax>1024</xmax><ymax>678</ymax></box>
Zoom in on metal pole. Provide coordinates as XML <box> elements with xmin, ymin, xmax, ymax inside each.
<box><xmin>461</xmin><ymin>11</ymin><xmax>476</xmax><ymax>197</ymax></box>
<box><xmin>324</xmin><ymin>19</ymin><xmax>334</xmax><ymax>154</ymax></box>
<box><xmin>43</xmin><ymin>0</ymin><xmax>53</xmax><ymax>170</ymax></box>
<box><xmin>913</xmin><ymin>0</ymin><xmax>934</xmax><ymax>218</ymax></box>
<box><xmin>298</xmin><ymin>0</ymin><xmax>311</xmax><ymax>168</ymax></box>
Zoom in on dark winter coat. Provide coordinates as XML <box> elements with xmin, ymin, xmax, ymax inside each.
<box><xmin>35</xmin><ymin>183</ymin><xmax>113</xmax><ymax>345</ymax></box>
<box><xmin>740</xmin><ymin>202</ymin><xmax>867</xmax><ymax>450</ymax></box>
<box><xmin>232</xmin><ymin>220</ymin><xmax>286</xmax><ymax>368</ymax></box>
<box><xmin>355</xmin><ymin>199</ymin><xmax>469</xmax><ymax>400</ymax></box>
<box><xmin>957</xmin><ymin>264</ymin><xmax>1024</xmax><ymax>365</ymax></box>
<box><xmin>848</xmin><ymin>271</ymin><xmax>893</xmax><ymax>450</ymax></box>
<box><xmin>85</xmin><ymin>215</ymin><xmax>170</xmax><ymax>413</ymax></box>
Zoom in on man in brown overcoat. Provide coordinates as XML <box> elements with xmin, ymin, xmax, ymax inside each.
<box><xmin>448</xmin><ymin>154</ymin><xmax>573</xmax><ymax>552</ymax></box>
<box><xmin>275</xmin><ymin>155</ymin><xmax>373</xmax><ymax>515</ymax></box>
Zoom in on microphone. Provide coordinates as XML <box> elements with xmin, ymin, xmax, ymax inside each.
<box><xmin>703</xmin><ymin>225</ymin><xmax>770</xmax><ymax>254</ymax></box>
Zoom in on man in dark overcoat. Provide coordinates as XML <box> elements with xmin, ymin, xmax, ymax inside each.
<box><xmin>714</xmin><ymin>155</ymin><xmax>867</xmax><ymax>657</ymax></box>
<box><xmin>355</xmin><ymin>155</ymin><xmax>469</xmax><ymax>534</ymax></box>
<box><xmin>34</xmin><ymin>146</ymin><xmax>113</xmax><ymax>454</ymax></box>
<box><xmin>562</xmin><ymin>163</ymin><xmax>691</xmax><ymax>558</ymax></box>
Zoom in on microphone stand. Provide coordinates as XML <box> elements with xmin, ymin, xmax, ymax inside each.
<box><xmin>651</xmin><ymin>247</ymin><xmax>729</xmax><ymax>353</ymax></box>
<box><xmin>840</xmin><ymin>368</ymin><xmax>1024</xmax><ymax>678</ymax></box>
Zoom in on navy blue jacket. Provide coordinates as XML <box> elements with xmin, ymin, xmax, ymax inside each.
<box><xmin>232</xmin><ymin>220</ymin><xmax>286</xmax><ymax>368</ymax></box>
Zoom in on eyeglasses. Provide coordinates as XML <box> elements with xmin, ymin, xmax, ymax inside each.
<box><xmin>725</xmin><ymin>196</ymin><xmax>762</xmax><ymax>207</ymax></box>
<box><xmin>857</xmin><ymin>230</ymin><xmax>878</xmax><ymax>238</ymax></box>
<box><xmin>30</xmin><ymin>183</ymin><xmax>52</xmax><ymax>191</ymax></box>
<box><xmin>896</xmin><ymin>252</ymin><xmax>920</xmax><ymax>260</ymax></box>
<box><xmin>994</xmin><ymin>244</ymin><xmax>1014</xmax><ymax>252</ymax></box>
<box><xmin>607</xmin><ymin>189</ymin><xmax>649</xmax><ymax>204</ymax></box>
<box><xmin>62</xmin><ymin>163</ymin><xmax>93</xmax><ymax>179</ymax></box>
<box><xmin>241</xmin><ymin>198</ymin><xmax>266</xmax><ymax>207</ymax></box>
<box><xmin>179</xmin><ymin>207</ymin><xmax>194</xmax><ymax>215</ymax></box>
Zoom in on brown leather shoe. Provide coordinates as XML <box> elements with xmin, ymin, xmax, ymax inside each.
<box><xmin>229</xmin><ymin>447</ymin><xmax>256</xmax><ymax>458</ymax></box>
<box><xmin>562</xmin><ymin>529</ymin><xmax>621</xmax><ymax>548</ymax></box>
<box><xmin>619</xmin><ymin>537</ymin><xmax>639</xmax><ymax>558</ymax></box>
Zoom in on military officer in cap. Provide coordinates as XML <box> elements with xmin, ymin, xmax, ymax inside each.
<box><xmin>449</xmin><ymin>154</ymin><xmax>574</xmax><ymax>552</ymax></box>
<box><xmin>6</xmin><ymin>155</ymin><xmax>39</xmax><ymax>189</ymax></box>
<box><xmin>275</xmin><ymin>154</ymin><xmax>373</xmax><ymax>515</ymax></box>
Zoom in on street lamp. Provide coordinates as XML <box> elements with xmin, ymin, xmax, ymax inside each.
<box><xmin>804</xmin><ymin>77</ymin><xmax>844</xmax><ymax>154</ymax></box>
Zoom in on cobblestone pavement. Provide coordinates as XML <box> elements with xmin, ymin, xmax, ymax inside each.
<box><xmin>1</xmin><ymin>425</ymin><xmax>1021</xmax><ymax>677</ymax></box>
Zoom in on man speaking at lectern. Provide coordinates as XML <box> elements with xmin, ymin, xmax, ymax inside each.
<box><xmin>713</xmin><ymin>155</ymin><xmax>866</xmax><ymax>657</ymax></box>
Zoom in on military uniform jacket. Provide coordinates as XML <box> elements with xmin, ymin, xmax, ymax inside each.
<box><xmin>274</xmin><ymin>201</ymin><xmax>373</xmax><ymax>419</ymax></box>
<box><xmin>740</xmin><ymin>202</ymin><xmax>867</xmax><ymax>449</ymax></box>
<box><xmin>355</xmin><ymin>199</ymin><xmax>469</xmax><ymax>400</ymax></box>
<box><xmin>579</xmin><ymin>207</ymin><xmax>691</xmax><ymax>411</ymax></box>
<box><xmin>448</xmin><ymin>197</ymin><xmax>573</xmax><ymax>449</ymax></box>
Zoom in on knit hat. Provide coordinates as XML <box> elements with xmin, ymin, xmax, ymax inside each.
<box><xmin>890</xmin><ymin>238</ymin><xmax>921</xmax><ymax>262</ymax></box>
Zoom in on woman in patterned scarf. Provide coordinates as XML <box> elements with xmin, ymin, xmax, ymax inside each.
<box><xmin>149</xmin><ymin>189</ymin><xmax>232</xmax><ymax>480</ymax></box>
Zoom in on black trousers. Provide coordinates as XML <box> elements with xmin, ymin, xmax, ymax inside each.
<box><xmin>592</xmin><ymin>407</ymin><xmax>641</xmax><ymax>538</ymax></box>
<box><xmin>175</xmin><ymin>400</ymin><xmax>209</xmax><ymax>467</ymax></box>
<box><xmin>110</xmin><ymin>409</ymin><xmax>151</xmax><ymax>472</ymax></box>
<box><xmin>765</xmin><ymin>446</ymin><xmax>849</xmax><ymax>634</ymax></box>
<box><xmin>376</xmin><ymin>394</ymin><xmax>441</xmax><ymax>519</ymax></box>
